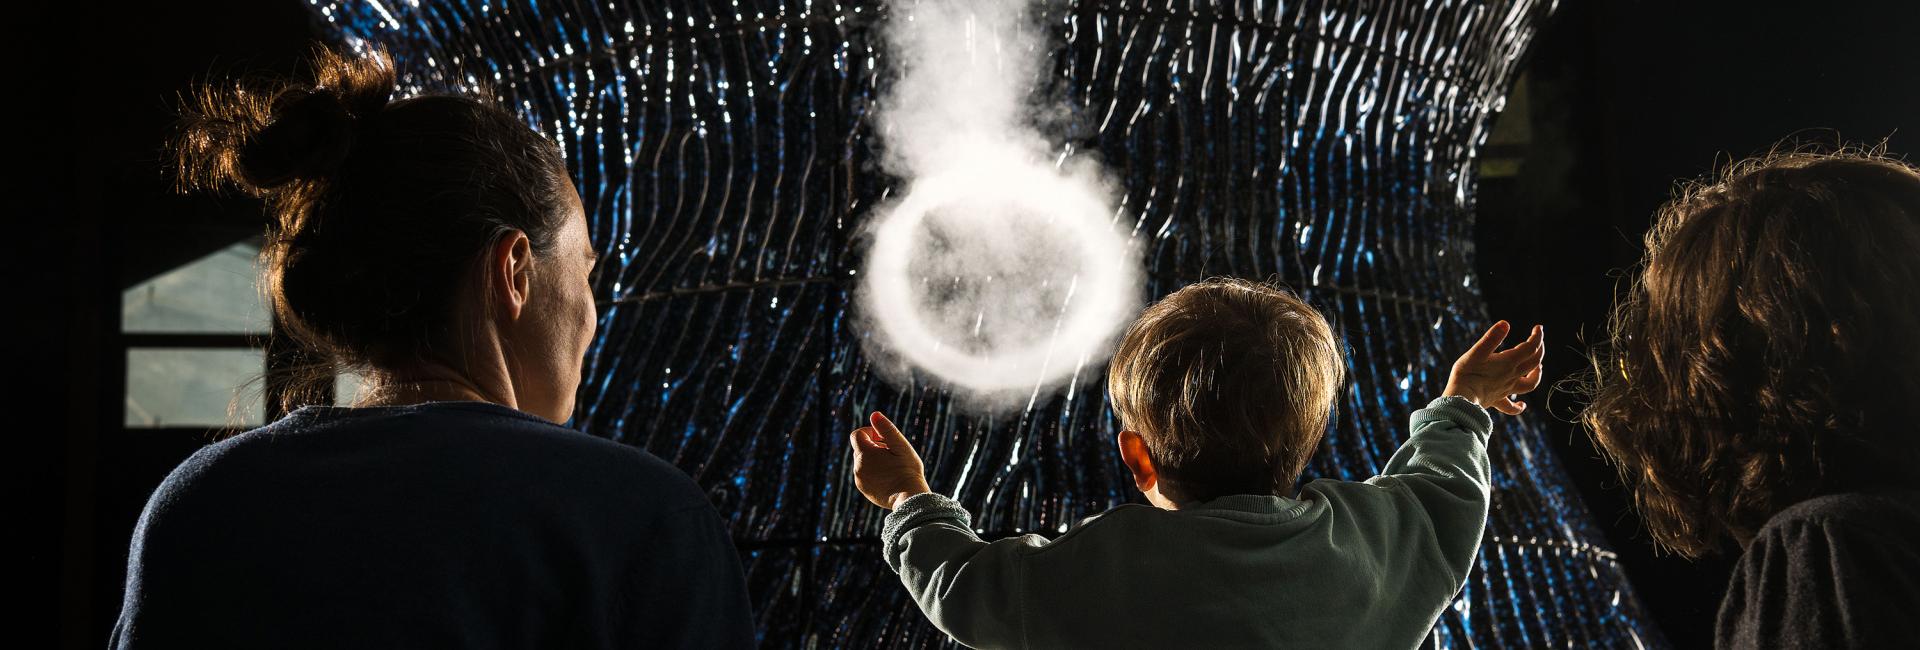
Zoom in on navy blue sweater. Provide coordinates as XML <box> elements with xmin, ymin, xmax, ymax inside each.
<box><xmin>1717</xmin><ymin>489</ymin><xmax>1920</xmax><ymax>649</ymax></box>
<box><xmin>111</xmin><ymin>401</ymin><xmax>754</xmax><ymax>649</ymax></box>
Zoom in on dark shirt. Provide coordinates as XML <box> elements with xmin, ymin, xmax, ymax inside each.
<box><xmin>111</xmin><ymin>401</ymin><xmax>755</xmax><ymax>649</ymax></box>
<box><xmin>1717</xmin><ymin>490</ymin><xmax>1920</xmax><ymax>649</ymax></box>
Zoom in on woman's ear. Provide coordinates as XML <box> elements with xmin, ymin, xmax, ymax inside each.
<box><xmin>1116</xmin><ymin>430</ymin><xmax>1157</xmax><ymax>494</ymax></box>
<box><xmin>489</xmin><ymin>231</ymin><xmax>535</xmax><ymax>321</ymax></box>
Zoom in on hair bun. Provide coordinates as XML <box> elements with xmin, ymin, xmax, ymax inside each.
<box><xmin>235</xmin><ymin>88</ymin><xmax>359</xmax><ymax>188</ymax></box>
<box><xmin>175</xmin><ymin>47</ymin><xmax>396</xmax><ymax>195</ymax></box>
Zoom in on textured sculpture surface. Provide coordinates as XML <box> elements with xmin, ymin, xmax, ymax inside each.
<box><xmin>316</xmin><ymin>0</ymin><xmax>1661</xmax><ymax>646</ymax></box>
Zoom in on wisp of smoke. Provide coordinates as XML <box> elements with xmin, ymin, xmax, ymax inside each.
<box><xmin>858</xmin><ymin>0</ymin><xmax>1142</xmax><ymax>411</ymax></box>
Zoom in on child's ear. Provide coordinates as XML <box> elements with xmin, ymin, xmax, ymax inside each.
<box><xmin>1115</xmin><ymin>431</ymin><xmax>1157</xmax><ymax>494</ymax></box>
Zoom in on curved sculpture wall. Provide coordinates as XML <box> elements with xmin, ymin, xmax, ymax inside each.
<box><xmin>316</xmin><ymin>1</ymin><xmax>1661</xmax><ymax>646</ymax></box>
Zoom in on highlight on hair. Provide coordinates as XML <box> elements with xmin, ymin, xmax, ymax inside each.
<box><xmin>1578</xmin><ymin>143</ymin><xmax>1920</xmax><ymax>558</ymax></box>
<box><xmin>173</xmin><ymin>45</ymin><xmax>573</xmax><ymax>414</ymax></box>
<box><xmin>1106</xmin><ymin>278</ymin><xmax>1347</xmax><ymax>503</ymax></box>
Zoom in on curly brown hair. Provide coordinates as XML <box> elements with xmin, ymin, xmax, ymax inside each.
<box><xmin>1580</xmin><ymin>145</ymin><xmax>1920</xmax><ymax>558</ymax></box>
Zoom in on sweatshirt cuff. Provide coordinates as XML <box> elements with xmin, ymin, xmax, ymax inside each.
<box><xmin>881</xmin><ymin>492</ymin><xmax>972</xmax><ymax>569</ymax></box>
<box><xmin>1418</xmin><ymin>395</ymin><xmax>1494</xmax><ymax>440</ymax></box>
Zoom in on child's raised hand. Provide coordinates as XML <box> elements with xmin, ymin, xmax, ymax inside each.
<box><xmin>1444</xmin><ymin>320</ymin><xmax>1545</xmax><ymax>416</ymax></box>
<box><xmin>850</xmin><ymin>411</ymin><xmax>933</xmax><ymax>510</ymax></box>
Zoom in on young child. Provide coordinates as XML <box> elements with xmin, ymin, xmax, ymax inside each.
<box><xmin>851</xmin><ymin>278</ymin><xmax>1543</xmax><ymax>648</ymax></box>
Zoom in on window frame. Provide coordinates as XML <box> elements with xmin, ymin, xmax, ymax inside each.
<box><xmin>117</xmin><ymin>239</ymin><xmax>332</xmax><ymax>435</ymax></box>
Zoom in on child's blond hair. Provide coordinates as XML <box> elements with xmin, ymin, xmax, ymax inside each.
<box><xmin>1107</xmin><ymin>278</ymin><xmax>1346</xmax><ymax>502</ymax></box>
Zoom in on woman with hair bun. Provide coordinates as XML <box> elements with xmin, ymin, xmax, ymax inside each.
<box><xmin>1581</xmin><ymin>147</ymin><xmax>1920</xmax><ymax>648</ymax></box>
<box><xmin>112</xmin><ymin>47</ymin><xmax>754</xmax><ymax>648</ymax></box>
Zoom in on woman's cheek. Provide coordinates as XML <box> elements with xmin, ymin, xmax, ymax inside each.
<box><xmin>580</xmin><ymin>289</ymin><xmax>598</xmax><ymax>352</ymax></box>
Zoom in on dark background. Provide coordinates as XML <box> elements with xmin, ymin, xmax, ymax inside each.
<box><xmin>31</xmin><ymin>1</ymin><xmax>1916</xmax><ymax>648</ymax></box>
<box><xmin>1476</xmin><ymin>2</ymin><xmax>1917</xmax><ymax>647</ymax></box>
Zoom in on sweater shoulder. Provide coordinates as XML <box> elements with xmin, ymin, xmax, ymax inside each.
<box><xmin>152</xmin><ymin>403</ymin><xmax>711</xmax><ymax>518</ymax></box>
<box><xmin>1758</xmin><ymin>490</ymin><xmax>1920</xmax><ymax>540</ymax></box>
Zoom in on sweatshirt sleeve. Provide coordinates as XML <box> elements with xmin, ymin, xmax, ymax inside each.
<box><xmin>881</xmin><ymin>493</ymin><xmax>1043</xmax><ymax>649</ymax></box>
<box><xmin>1374</xmin><ymin>396</ymin><xmax>1494</xmax><ymax>587</ymax></box>
<box><xmin>1307</xmin><ymin>396</ymin><xmax>1494</xmax><ymax>593</ymax></box>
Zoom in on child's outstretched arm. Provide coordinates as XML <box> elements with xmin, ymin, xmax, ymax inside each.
<box><xmin>1313</xmin><ymin>321</ymin><xmax>1544</xmax><ymax>597</ymax></box>
<box><xmin>852</xmin><ymin>412</ymin><xmax>1035</xmax><ymax>649</ymax></box>
<box><xmin>1397</xmin><ymin>321</ymin><xmax>1541</xmax><ymax>580</ymax></box>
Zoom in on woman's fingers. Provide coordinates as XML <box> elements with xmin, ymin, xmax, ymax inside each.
<box><xmin>1492</xmin><ymin>395</ymin><xmax>1527</xmax><ymax>415</ymax></box>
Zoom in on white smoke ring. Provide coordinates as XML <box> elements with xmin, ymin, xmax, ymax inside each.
<box><xmin>861</xmin><ymin>161</ymin><xmax>1137</xmax><ymax>393</ymax></box>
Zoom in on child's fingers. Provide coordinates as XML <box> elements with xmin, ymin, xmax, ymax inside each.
<box><xmin>1497</xmin><ymin>324</ymin><xmax>1545</xmax><ymax>360</ymax></box>
<box><xmin>870</xmin><ymin>411</ymin><xmax>913</xmax><ymax>453</ymax></box>
<box><xmin>1516</xmin><ymin>336</ymin><xmax>1546</xmax><ymax>371</ymax></box>
<box><xmin>1465</xmin><ymin>320</ymin><xmax>1512</xmax><ymax>358</ymax></box>
<box><xmin>1519</xmin><ymin>324</ymin><xmax>1545</xmax><ymax>356</ymax></box>
<box><xmin>1515</xmin><ymin>365</ymin><xmax>1544</xmax><ymax>393</ymax></box>
<box><xmin>1492</xmin><ymin>395</ymin><xmax>1527</xmax><ymax>415</ymax></box>
<box><xmin>850</xmin><ymin>426</ymin><xmax>886</xmax><ymax>451</ymax></box>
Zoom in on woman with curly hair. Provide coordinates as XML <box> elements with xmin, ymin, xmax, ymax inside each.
<box><xmin>1582</xmin><ymin>147</ymin><xmax>1920</xmax><ymax>648</ymax></box>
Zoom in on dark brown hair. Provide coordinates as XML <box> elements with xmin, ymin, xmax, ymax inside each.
<box><xmin>175</xmin><ymin>46</ymin><xmax>572</xmax><ymax>411</ymax></box>
<box><xmin>1106</xmin><ymin>278</ymin><xmax>1346</xmax><ymax>503</ymax></box>
<box><xmin>1580</xmin><ymin>146</ymin><xmax>1920</xmax><ymax>558</ymax></box>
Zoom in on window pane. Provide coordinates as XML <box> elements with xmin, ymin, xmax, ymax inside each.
<box><xmin>125</xmin><ymin>348</ymin><xmax>265</xmax><ymax>428</ymax></box>
<box><xmin>335</xmin><ymin>371</ymin><xmax>366</xmax><ymax>406</ymax></box>
<box><xmin>122</xmin><ymin>240</ymin><xmax>270</xmax><ymax>334</ymax></box>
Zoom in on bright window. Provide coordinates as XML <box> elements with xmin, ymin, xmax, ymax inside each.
<box><xmin>121</xmin><ymin>240</ymin><xmax>269</xmax><ymax>429</ymax></box>
<box><xmin>125</xmin><ymin>348</ymin><xmax>265</xmax><ymax>427</ymax></box>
